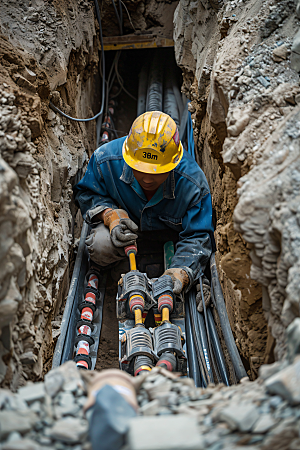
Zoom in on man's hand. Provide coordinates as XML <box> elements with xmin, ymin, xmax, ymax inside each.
<box><xmin>103</xmin><ymin>209</ymin><xmax>138</xmax><ymax>248</ymax></box>
<box><xmin>196</xmin><ymin>278</ymin><xmax>211</xmax><ymax>312</ymax></box>
<box><xmin>162</xmin><ymin>268</ymin><xmax>189</xmax><ymax>295</ymax></box>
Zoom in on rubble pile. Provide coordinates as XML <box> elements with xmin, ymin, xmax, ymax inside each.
<box><xmin>0</xmin><ymin>362</ymin><xmax>90</xmax><ymax>450</ymax></box>
<box><xmin>2</xmin><ymin>318</ymin><xmax>300</xmax><ymax>450</ymax></box>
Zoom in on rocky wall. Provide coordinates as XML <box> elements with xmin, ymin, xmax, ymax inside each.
<box><xmin>174</xmin><ymin>0</ymin><xmax>300</xmax><ymax>370</ymax></box>
<box><xmin>0</xmin><ymin>0</ymin><xmax>100</xmax><ymax>388</ymax></box>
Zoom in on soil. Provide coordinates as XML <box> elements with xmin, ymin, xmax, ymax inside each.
<box><xmin>95</xmin><ymin>274</ymin><xmax>120</xmax><ymax>370</ymax></box>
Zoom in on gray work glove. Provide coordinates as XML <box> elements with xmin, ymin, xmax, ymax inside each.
<box><xmin>196</xmin><ymin>278</ymin><xmax>211</xmax><ymax>313</ymax></box>
<box><xmin>103</xmin><ymin>209</ymin><xmax>138</xmax><ymax>248</ymax></box>
<box><xmin>162</xmin><ymin>268</ymin><xmax>189</xmax><ymax>295</ymax></box>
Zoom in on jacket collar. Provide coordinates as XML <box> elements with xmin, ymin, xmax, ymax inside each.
<box><xmin>120</xmin><ymin>161</ymin><xmax>175</xmax><ymax>199</ymax></box>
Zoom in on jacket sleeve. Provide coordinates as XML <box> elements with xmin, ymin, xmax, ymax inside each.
<box><xmin>73</xmin><ymin>153</ymin><xmax>118</xmax><ymax>224</ymax></box>
<box><xmin>169</xmin><ymin>192</ymin><xmax>215</xmax><ymax>286</ymax></box>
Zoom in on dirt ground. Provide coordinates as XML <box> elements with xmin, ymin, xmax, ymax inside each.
<box><xmin>95</xmin><ymin>274</ymin><xmax>120</xmax><ymax>370</ymax></box>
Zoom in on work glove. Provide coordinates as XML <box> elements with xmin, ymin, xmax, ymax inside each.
<box><xmin>103</xmin><ymin>209</ymin><xmax>138</xmax><ymax>248</ymax></box>
<box><xmin>162</xmin><ymin>268</ymin><xmax>190</xmax><ymax>295</ymax></box>
<box><xmin>196</xmin><ymin>277</ymin><xmax>211</xmax><ymax>313</ymax></box>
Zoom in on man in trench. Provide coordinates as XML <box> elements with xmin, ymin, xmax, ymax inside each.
<box><xmin>74</xmin><ymin>111</ymin><xmax>214</xmax><ymax>304</ymax></box>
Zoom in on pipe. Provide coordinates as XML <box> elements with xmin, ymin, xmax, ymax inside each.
<box><xmin>207</xmin><ymin>308</ymin><xmax>229</xmax><ymax>386</ymax></box>
<box><xmin>185</xmin><ymin>296</ymin><xmax>202</xmax><ymax>387</ymax></box>
<box><xmin>52</xmin><ymin>222</ymin><xmax>89</xmax><ymax>368</ymax></box>
<box><xmin>163</xmin><ymin>78</ymin><xmax>180</xmax><ymax>127</ymax></box>
<box><xmin>210</xmin><ymin>253</ymin><xmax>248</xmax><ymax>381</ymax></box>
<box><xmin>146</xmin><ymin>53</ymin><xmax>163</xmax><ymax>112</ymax></box>
<box><xmin>137</xmin><ymin>62</ymin><xmax>148</xmax><ymax>116</ymax></box>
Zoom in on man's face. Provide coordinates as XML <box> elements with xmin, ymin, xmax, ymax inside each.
<box><xmin>132</xmin><ymin>169</ymin><xmax>170</xmax><ymax>191</ymax></box>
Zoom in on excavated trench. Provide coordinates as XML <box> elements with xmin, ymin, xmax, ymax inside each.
<box><xmin>2</xmin><ymin>0</ymin><xmax>300</xmax><ymax>391</ymax></box>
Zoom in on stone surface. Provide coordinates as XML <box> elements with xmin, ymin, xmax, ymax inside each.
<box><xmin>287</xmin><ymin>318</ymin><xmax>300</xmax><ymax>363</ymax></box>
<box><xmin>49</xmin><ymin>417</ymin><xmax>88</xmax><ymax>443</ymax></box>
<box><xmin>127</xmin><ymin>415</ymin><xmax>203</xmax><ymax>450</ymax></box>
<box><xmin>265</xmin><ymin>356</ymin><xmax>300</xmax><ymax>405</ymax></box>
<box><xmin>218</xmin><ymin>403</ymin><xmax>259</xmax><ymax>432</ymax></box>
<box><xmin>0</xmin><ymin>410</ymin><xmax>38</xmax><ymax>439</ymax></box>
<box><xmin>18</xmin><ymin>382</ymin><xmax>45</xmax><ymax>404</ymax></box>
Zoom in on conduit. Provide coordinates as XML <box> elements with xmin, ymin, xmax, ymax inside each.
<box><xmin>210</xmin><ymin>253</ymin><xmax>247</xmax><ymax>381</ymax></box>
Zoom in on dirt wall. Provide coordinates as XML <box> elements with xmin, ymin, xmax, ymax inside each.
<box><xmin>174</xmin><ymin>0</ymin><xmax>300</xmax><ymax>373</ymax></box>
<box><xmin>0</xmin><ymin>0</ymin><xmax>99</xmax><ymax>388</ymax></box>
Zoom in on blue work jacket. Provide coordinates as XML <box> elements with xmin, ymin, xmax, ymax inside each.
<box><xmin>73</xmin><ymin>137</ymin><xmax>215</xmax><ymax>285</ymax></box>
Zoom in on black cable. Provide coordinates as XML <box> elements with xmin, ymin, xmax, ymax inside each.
<box><xmin>118</xmin><ymin>0</ymin><xmax>123</xmax><ymax>34</ymax></box>
<box><xmin>111</xmin><ymin>0</ymin><xmax>123</xmax><ymax>35</ymax></box>
<box><xmin>49</xmin><ymin>0</ymin><xmax>105</xmax><ymax>123</ymax></box>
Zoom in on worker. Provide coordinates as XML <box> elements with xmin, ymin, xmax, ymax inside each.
<box><xmin>73</xmin><ymin>111</ymin><xmax>215</xmax><ymax>302</ymax></box>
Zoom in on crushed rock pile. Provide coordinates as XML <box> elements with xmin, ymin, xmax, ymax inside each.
<box><xmin>1</xmin><ymin>352</ymin><xmax>300</xmax><ymax>449</ymax></box>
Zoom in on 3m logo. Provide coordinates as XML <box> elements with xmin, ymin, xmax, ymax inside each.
<box><xmin>143</xmin><ymin>152</ymin><xmax>157</xmax><ymax>160</ymax></box>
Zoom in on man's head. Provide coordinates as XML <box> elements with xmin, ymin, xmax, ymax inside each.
<box><xmin>132</xmin><ymin>169</ymin><xmax>169</xmax><ymax>191</ymax></box>
<box><xmin>122</xmin><ymin>111</ymin><xmax>183</xmax><ymax>175</ymax></box>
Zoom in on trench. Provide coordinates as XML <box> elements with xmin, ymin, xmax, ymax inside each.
<box><xmin>49</xmin><ymin>26</ymin><xmax>250</xmax><ymax>386</ymax></box>
<box><xmin>0</xmin><ymin>0</ymin><xmax>282</xmax><ymax>389</ymax></box>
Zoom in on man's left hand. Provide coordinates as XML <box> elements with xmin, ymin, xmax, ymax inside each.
<box><xmin>162</xmin><ymin>268</ymin><xmax>189</xmax><ymax>295</ymax></box>
<box><xmin>196</xmin><ymin>278</ymin><xmax>211</xmax><ymax>312</ymax></box>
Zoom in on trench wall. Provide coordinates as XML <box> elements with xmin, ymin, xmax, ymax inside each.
<box><xmin>174</xmin><ymin>0</ymin><xmax>300</xmax><ymax>375</ymax></box>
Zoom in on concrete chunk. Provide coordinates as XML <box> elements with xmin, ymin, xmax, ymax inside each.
<box><xmin>49</xmin><ymin>417</ymin><xmax>88</xmax><ymax>443</ymax></box>
<box><xmin>218</xmin><ymin>403</ymin><xmax>259</xmax><ymax>432</ymax></box>
<box><xmin>18</xmin><ymin>382</ymin><xmax>45</xmax><ymax>404</ymax></box>
<box><xmin>0</xmin><ymin>410</ymin><xmax>38</xmax><ymax>439</ymax></box>
<box><xmin>2</xmin><ymin>438</ymin><xmax>40</xmax><ymax>450</ymax></box>
<box><xmin>127</xmin><ymin>415</ymin><xmax>202</xmax><ymax>450</ymax></box>
<box><xmin>265</xmin><ymin>356</ymin><xmax>300</xmax><ymax>405</ymax></box>
<box><xmin>252</xmin><ymin>414</ymin><xmax>276</xmax><ymax>434</ymax></box>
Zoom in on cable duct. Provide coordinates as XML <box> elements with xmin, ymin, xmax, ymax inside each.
<box><xmin>146</xmin><ymin>53</ymin><xmax>163</xmax><ymax>112</ymax></box>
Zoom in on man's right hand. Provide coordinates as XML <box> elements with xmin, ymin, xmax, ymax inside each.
<box><xmin>103</xmin><ymin>209</ymin><xmax>138</xmax><ymax>248</ymax></box>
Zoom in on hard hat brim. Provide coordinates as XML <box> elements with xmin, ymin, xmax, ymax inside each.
<box><xmin>122</xmin><ymin>140</ymin><xmax>184</xmax><ymax>174</ymax></box>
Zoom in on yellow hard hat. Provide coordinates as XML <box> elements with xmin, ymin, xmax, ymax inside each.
<box><xmin>122</xmin><ymin>111</ymin><xmax>183</xmax><ymax>174</ymax></box>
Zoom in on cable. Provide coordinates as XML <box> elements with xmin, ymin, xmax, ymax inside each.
<box><xmin>111</xmin><ymin>0</ymin><xmax>123</xmax><ymax>35</ymax></box>
<box><xmin>120</xmin><ymin>0</ymin><xmax>136</xmax><ymax>31</ymax></box>
<box><xmin>49</xmin><ymin>0</ymin><xmax>105</xmax><ymax>123</ymax></box>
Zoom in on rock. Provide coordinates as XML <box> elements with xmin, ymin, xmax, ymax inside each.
<box><xmin>252</xmin><ymin>414</ymin><xmax>276</xmax><ymax>433</ymax></box>
<box><xmin>286</xmin><ymin>318</ymin><xmax>300</xmax><ymax>363</ymax></box>
<box><xmin>44</xmin><ymin>370</ymin><xmax>64</xmax><ymax>398</ymax></box>
<box><xmin>23</xmin><ymin>68</ymin><xmax>37</xmax><ymax>83</ymax></box>
<box><xmin>48</xmin><ymin>417</ymin><xmax>88</xmax><ymax>443</ymax></box>
<box><xmin>19</xmin><ymin>352</ymin><xmax>38</xmax><ymax>365</ymax></box>
<box><xmin>2</xmin><ymin>439</ymin><xmax>40</xmax><ymax>450</ymax></box>
<box><xmin>259</xmin><ymin>361</ymin><xmax>288</xmax><ymax>381</ymax></box>
<box><xmin>218</xmin><ymin>403</ymin><xmax>259</xmax><ymax>432</ymax></box>
<box><xmin>140</xmin><ymin>399</ymin><xmax>160</xmax><ymax>416</ymax></box>
<box><xmin>0</xmin><ymin>410</ymin><xmax>38</xmax><ymax>439</ymax></box>
<box><xmin>257</xmin><ymin>76</ymin><xmax>270</xmax><ymax>88</ymax></box>
<box><xmin>127</xmin><ymin>415</ymin><xmax>203</xmax><ymax>450</ymax></box>
<box><xmin>265</xmin><ymin>356</ymin><xmax>300</xmax><ymax>405</ymax></box>
<box><xmin>18</xmin><ymin>382</ymin><xmax>45</xmax><ymax>404</ymax></box>
<box><xmin>272</xmin><ymin>45</ymin><xmax>287</xmax><ymax>62</ymax></box>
